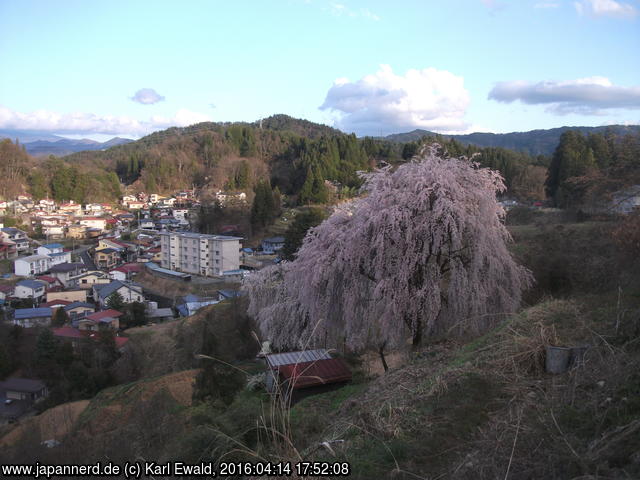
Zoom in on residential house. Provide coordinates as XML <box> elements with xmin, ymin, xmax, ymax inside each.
<box><xmin>49</xmin><ymin>263</ymin><xmax>87</xmax><ymax>287</ymax></box>
<box><xmin>261</xmin><ymin>237</ymin><xmax>285</xmax><ymax>254</ymax></box>
<box><xmin>14</xmin><ymin>279</ymin><xmax>47</xmax><ymax>302</ymax></box>
<box><xmin>99</xmin><ymin>237</ymin><xmax>135</xmax><ymax>259</ymax></box>
<box><xmin>0</xmin><ymin>241</ymin><xmax>17</xmax><ymax>259</ymax></box>
<box><xmin>36</xmin><ymin>243</ymin><xmax>64</xmax><ymax>256</ymax></box>
<box><xmin>14</xmin><ymin>255</ymin><xmax>52</xmax><ymax>276</ymax></box>
<box><xmin>68</xmin><ymin>271</ymin><xmax>111</xmax><ymax>290</ymax></box>
<box><xmin>0</xmin><ymin>378</ymin><xmax>47</xmax><ymax>420</ymax></box>
<box><xmin>63</xmin><ymin>301</ymin><xmax>95</xmax><ymax>320</ymax></box>
<box><xmin>41</xmin><ymin>299</ymin><xmax>72</xmax><ymax>309</ymax></box>
<box><xmin>95</xmin><ymin>248</ymin><xmax>120</xmax><ymax>269</ymax></box>
<box><xmin>1</xmin><ymin>227</ymin><xmax>30</xmax><ymax>253</ymax></box>
<box><xmin>93</xmin><ymin>281</ymin><xmax>145</xmax><ymax>308</ymax></box>
<box><xmin>38</xmin><ymin>199</ymin><xmax>56</xmax><ymax>211</ymax></box>
<box><xmin>214</xmin><ymin>190</ymin><xmax>247</xmax><ymax>205</ymax></box>
<box><xmin>140</xmin><ymin>218</ymin><xmax>155</xmax><ymax>229</ymax></box>
<box><xmin>146</xmin><ymin>303</ymin><xmax>174</xmax><ymax>322</ymax></box>
<box><xmin>46</xmin><ymin>289</ymin><xmax>88</xmax><ymax>304</ymax></box>
<box><xmin>43</xmin><ymin>225</ymin><xmax>65</xmax><ymax>239</ymax></box>
<box><xmin>84</xmin><ymin>203</ymin><xmax>103</xmax><ymax>214</ymax></box>
<box><xmin>53</xmin><ymin>326</ymin><xmax>129</xmax><ymax>351</ymax></box>
<box><xmin>159</xmin><ymin>231</ymin><xmax>241</xmax><ymax>277</ymax></box>
<box><xmin>35</xmin><ymin>275</ymin><xmax>64</xmax><ymax>292</ymax></box>
<box><xmin>147</xmin><ymin>247</ymin><xmax>161</xmax><ymax>263</ymax></box>
<box><xmin>121</xmin><ymin>195</ymin><xmax>137</xmax><ymax>206</ymax></box>
<box><xmin>79</xmin><ymin>217</ymin><xmax>107</xmax><ymax>231</ymax></box>
<box><xmin>58</xmin><ymin>202</ymin><xmax>82</xmax><ymax>215</ymax></box>
<box><xmin>79</xmin><ymin>309</ymin><xmax>123</xmax><ymax>331</ymax></box>
<box><xmin>109</xmin><ymin>263</ymin><xmax>142</xmax><ymax>281</ymax></box>
<box><xmin>66</xmin><ymin>224</ymin><xmax>87</xmax><ymax>239</ymax></box>
<box><xmin>127</xmin><ymin>201</ymin><xmax>146</xmax><ymax>210</ymax></box>
<box><xmin>37</xmin><ymin>243</ymin><xmax>71</xmax><ymax>266</ymax></box>
<box><xmin>13</xmin><ymin>307</ymin><xmax>52</xmax><ymax>328</ymax></box>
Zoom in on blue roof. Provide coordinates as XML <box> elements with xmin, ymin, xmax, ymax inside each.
<box><xmin>263</xmin><ymin>236</ymin><xmax>285</xmax><ymax>243</ymax></box>
<box><xmin>50</xmin><ymin>263</ymin><xmax>85</xmax><ymax>273</ymax></box>
<box><xmin>63</xmin><ymin>302</ymin><xmax>94</xmax><ymax>311</ymax></box>
<box><xmin>16</xmin><ymin>279</ymin><xmax>46</xmax><ymax>290</ymax></box>
<box><xmin>42</xmin><ymin>243</ymin><xmax>63</xmax><ymax>249</ymax></box>
<box><xmin>242</xmin><ymin>248</ymin><xmax>253</xmax><ymax>253</ymax></box>
<box><xmin>14</xmin><ymin>307</ymin><xmax>52</xmax><ymax>319</ymax></box>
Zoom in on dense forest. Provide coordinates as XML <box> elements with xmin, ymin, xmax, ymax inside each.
<box><xmin>1</xmin><ymin>115</ymin><xmax>638</xmax><ymax>211</ymax></box>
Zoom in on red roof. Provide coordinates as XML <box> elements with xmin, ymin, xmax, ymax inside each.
<box><xmin>53</xmin><ymin>326</ymin><xmax>129</xmax><ymax>347</ymax></box>
<box><xmin>0</xmin><ymin>285</ymin><xmax>14</xmax><ymax>293</ymax></box>
<box><xmin>36</xmin><ymin>275</ymin><xmax>58</xmax><ymax>284</ymax></box>
<box><xmin>85</xmin><ymin>309</ymin><xmax>124</xmax><ymax>321</ymax></box>
<box><xmin>103</xmin><ymin>237</ymin><xmax>129</xmax><ymax>248</ymax></box>
<box><xmin>52</xmin><ymin>326</ymin><xmax>84</xmax><ymax>339</ymax></box>
<box><xmin>277</xmin><ymin>358</ymin><xmax>352</xmax><ymax>390</ymax></box>
<box><xmin>113</xmin><ymin>263</ymin><xmax>142</xmax><ymax>274</ymax></box>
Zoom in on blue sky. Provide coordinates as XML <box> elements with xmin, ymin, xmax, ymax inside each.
<box><xmin>0</xmin><ymin>0</ymin><xmax>638</xmax><ymax>139</ymax></box>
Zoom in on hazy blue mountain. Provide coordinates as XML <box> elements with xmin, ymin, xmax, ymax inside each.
<box><xmin>383</xmin><ymin>125</ymin><xmax>640</xmax><ymax>156</ymax></box>
<box><xmin>0</xmin><ymin>130</ymin><xmax>134</xmax><ymax>156</ymax></box>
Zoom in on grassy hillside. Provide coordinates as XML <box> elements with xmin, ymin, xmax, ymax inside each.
<box><xmin>3</xmin><ymin>213</ymin><xmax>638</xmax><ymax>478</ymax></box>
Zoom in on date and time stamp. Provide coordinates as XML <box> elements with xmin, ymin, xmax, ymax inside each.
<box><xmin>1</xmin><ymin>460</ymin><xmax>352</xmax><ymax>478</ymax></box>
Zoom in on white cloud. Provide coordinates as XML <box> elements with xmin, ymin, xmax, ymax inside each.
<box><xmin>130</xmin><ymin>88</ymin><xmax>166</xmax><ymax>105</ymax></box>
<box><xmin>574</xmin><ymin>0</ymin><xmax>637</xmax><ymax>18</ymax></box>
<box><xmin>534</xmin><ymin>2</ymin><xmax>560</xmax><ymax>8</ymax></box>
<box><xmin>488</xmin><ymin>77</ymin><xmax>640</xmax><ymax>115</ymax></box>
<box><xmin>0</xmin><ymin>105</ymin><xmax>212</xmax><ymax>136</ymax></box>
<box><xmin>320</xmin><ymin>65</ymin><xmax>471</xmax><ymax>135</ymax></box>
<box><xmin>328</xmin><ymin>2</ymin><xmax>380</xmax><ymax>20</ymax></box>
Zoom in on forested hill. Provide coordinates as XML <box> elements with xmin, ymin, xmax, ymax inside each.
<box><xmin>384</xmin><ymin>124</ymin><xmax>640</xmax><ymax>156</ymax></box>
<box><xmin>38</xmin><ymin>114</ymin><xmax>384</xmax><ymax>204</ymax></box>
<box><xmin>4</xmin><ymin>114</ymin><xmax>637</xmax><ymax>206</ymax></box>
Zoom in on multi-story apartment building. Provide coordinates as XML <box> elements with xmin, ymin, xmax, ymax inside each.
<box><xmin>159</xmin><ymin>232</ymin><xmax>241</xmax><ymax>277</ymax></box>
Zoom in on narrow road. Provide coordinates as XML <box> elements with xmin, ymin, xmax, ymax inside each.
<box><xmin>80</xmin><ymin>249</ymin><xmax>96</xmax><ymax>270</ymax></box>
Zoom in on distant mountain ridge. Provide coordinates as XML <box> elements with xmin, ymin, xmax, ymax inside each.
<box><xmin>0</xmin><ymin>129</ymin><xmax>133</xmax><ymax>156</ymax></box>
<box><xmin>383</xmin><ymin>125</ymin><xmax>640</xmax><ymax>156</ymax></box>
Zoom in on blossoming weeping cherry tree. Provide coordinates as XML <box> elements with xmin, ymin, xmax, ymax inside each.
<box><xmin>244</xmin><ymin>145</ymin><xmax>532</xmax><ymax>369</ymax></box>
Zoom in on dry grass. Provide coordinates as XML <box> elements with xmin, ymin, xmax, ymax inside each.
<box><xmin>0</xmin><ymin>400</ymin><xmax>89</xmax><ymax>447</ymax></box>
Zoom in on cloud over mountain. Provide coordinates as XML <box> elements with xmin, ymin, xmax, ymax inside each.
<box><xmin>489</xmin><ymin>77</ymin><xmax>640</xmax><ymax>115</ymax></box>
<box><xmin>0</xmin><ymin>105</ymin><xmax>212</xmax><ymax>136</ymax></box>
<box><xmin>320</xmin><ymin>65</ymin><xmax>471</xmax><ymax>135</ymax></box>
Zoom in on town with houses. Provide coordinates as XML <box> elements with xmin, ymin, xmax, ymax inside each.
<box><xmin>0</xmin><ymin>190</ymin><xmax>286</xmax><ymax>422</ymax></box>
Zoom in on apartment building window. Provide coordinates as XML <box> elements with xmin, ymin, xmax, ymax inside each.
<box><xmin>215</xmin><ymin>259</ymin><xmax>219</xmax><ymax>264</ymax></box>
<box><xmin>215</xmin><ymin>250</ymin><xmax>220</xmax><ymax>255</ymax></box>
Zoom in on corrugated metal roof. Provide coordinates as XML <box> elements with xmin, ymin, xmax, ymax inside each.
<box><xmin>266</xmin><ymin>349</ymin><xmax>331</xmax><ymax>368</ymax></box>
<box><xmin>278</xmin><ymin>358</ymin><xmax>352</xmax><ymax>390</ymax></box>
<box><xmin>14</xmin><ymin>307</ymin><xmax>52</xmax><ymax>319</ymax></box>
<box><xmin>16</xmin><ymin>279</ymin><xmax>46</xmax><ymax>289</ymax></box>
